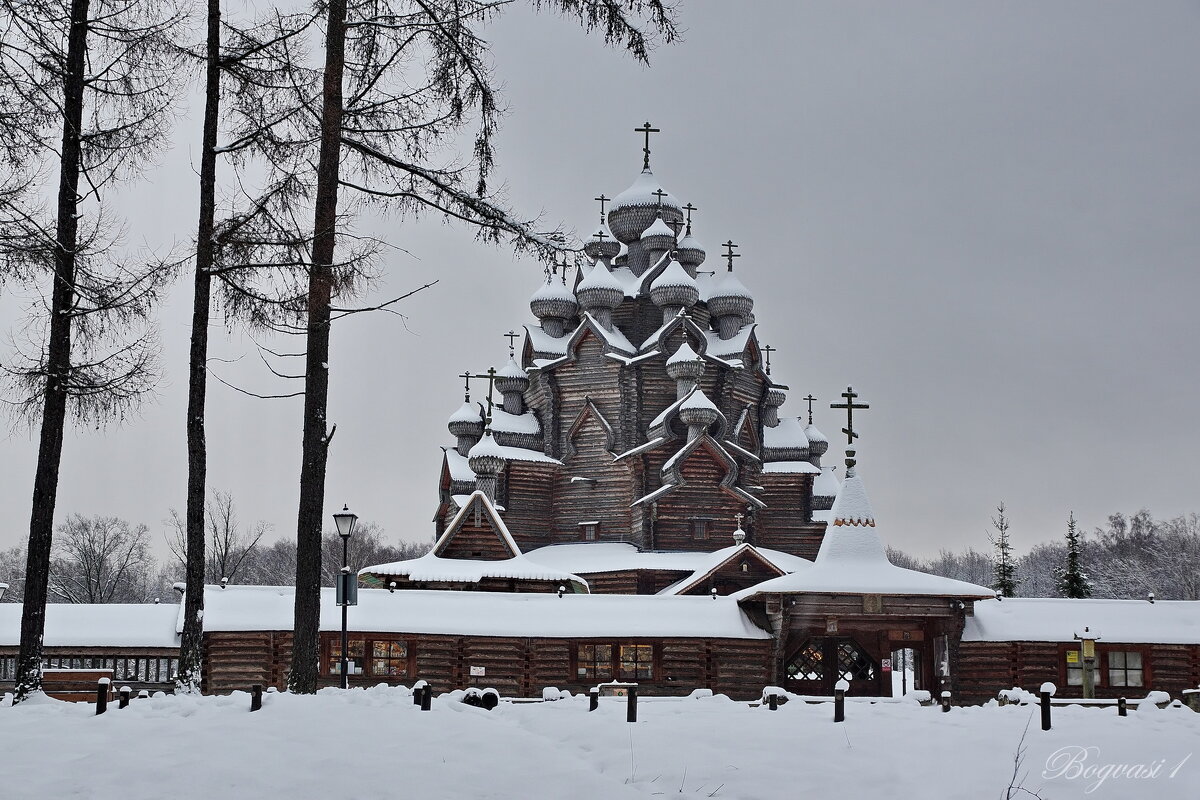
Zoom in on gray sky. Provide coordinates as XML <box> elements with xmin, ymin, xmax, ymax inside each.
<box><xmin>2</xmin><ymin>0</ymin><xmax>1199</xmax><ymax>561</ymax></box>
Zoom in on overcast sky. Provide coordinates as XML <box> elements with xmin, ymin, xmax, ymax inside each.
<box><xmin>2</xmin><ymin>1</ymin><xmax>1199</xmax><ymax>562</ymax></box>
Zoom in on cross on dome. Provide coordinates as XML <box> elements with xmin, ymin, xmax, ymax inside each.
<box><xmin>683</xmin><ymin>202</ymin><xmax>697</xmax><ymax>234</ymax></box>
<box><xmin>635</xmin><ymin>121</ymin><xmax>660</xmax><ymax>170</ymax></box>
<box><xmin>830</xmin><ymin>386</ymin><xmax>869</xmax><ymax>463</ymax></box>
<box><xmin>804</xmin><ymin>394</ymin><xmax>817</xmax><ymax>424</ymax></box>
<box><xmin>594</xmin><ymin>193</ymin><xmax>610</xmax><ymax>224</ymax></box>
<box><xmin>472</xmin><ymin>366</ymin><xmax>499</xmax><ymax>423</ymax></box>
<box><xmin>761</xmin><ymin>343</ymin><xmax>775</xmax><ymax>376</ymax></box>
<box><xmin>459</xmin><ymin>371</ymin><xmax>472</xmax><ymax>402</ymax></box>
<box><xmin>504</xmin><ymin>330</ymin><xmax>519</xmax><ymax>357</ymax></box>
<box><xmin>722</xmin><ymin>240</ymin><xmax>740</xmax><ymax>271</ymax></box>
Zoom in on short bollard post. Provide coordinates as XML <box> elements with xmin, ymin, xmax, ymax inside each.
<box><xmin>137</xmin><ymin>689</ymin><xmax>149</xmax><ymax>700</ymax></box>
<box><xmin>940</xmin><ymin>690</ymin><xmax>952</xmax><ymax>713</ymax></box>
<box><xmin>768</xmin><ymin>692</ymin><xmax>778</xmax><ymax>711</ymax></box>
<box><xmin>834</xmin><ymin>679</ymin><xmax>847</xmax><ymax>723</ymax></box>
<box><xmin>118</xmin><ymin>686</ymin><xmax>131</xmax><ymax>709</ymax></box>
<box><xmin>95</xmin><ymin>678</ymin><xmax>111</xmax><ymax>715</ymax></box>
<box><xmin>250</xmin><ymin>684</ymin><xmax>263</xmax><ymax>712</ymax></box>
<box><xmin>589</xmin><ymin>688</ymin><xmax>599</xmax><ymax>712</ymax></box>
<box><xmin>626</xmin><ymin>686</ymin><xmax>637</xmax><ymax>723</ymax></box>
<box><xmin>413</xmin><ymin>680</ymin><xmax>426</xmax><ymax>705</ymax></box>
<box><xmin>1118</xmin><ymin>696</ymin><xmax>1127</xmax><ymax>717</ymax></box>
<box><xmin>1040</xmin><ymin>682</ymin><xmax>1056</xmax><ymax>731</ymax></box>
<box><xmin>421</xmin><ymin>686</ymin><xmax>432</xmax><ymax>711</ymax></box>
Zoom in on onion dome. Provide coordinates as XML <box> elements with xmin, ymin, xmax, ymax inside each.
<box><xmin>529</xmin><ymin>275</ymin><xmax>578</xmax><ymax>322</ymax></box>
<box><xmin>583</xmin><ymin>226</ymin><xmax>620</xmax><ymax>262</ymax></box>
<box><xmin>607</xmin><ymin>170</ymin><xmax>683</xmax><ymax>244</ymax></box>
<box><xmin>675</xmin><ymin>231</ymin><xmax>705</xmax><ymax>270</ymax></box>
<box><xmin>640</xmin><ymin>215</ymin><xmax>676</xmax><ymax>254</ymax></box>
<box><xmin>706</xmin><ymin>268</ymin><xmax>755</xmax><ymax>322</ymax></box>
<box><xmin>679</xmin><ymin>388</ymin><xmax>719</xmax><ymax>434</ymax></box>
<box><xmin>762</xmin><ymin>387</ymin><xmax>786</xmax><ymax>428</ymax></box>
<box><xmin>467</xmin><ymin>429</ymin><xmax>506</xmax><ymax>476</ymax></box>
<box><xmin>665</xmin><ymin>341</ymin><xmax>704</xmax><ymax>382</ymax></box>
<box><xmin>495</xmin><ymin>357</ymin><xmax>529</xmax><ymax>395</ymax></box>
<box><xmin>575</xmin><ymin>259</ymin><xmax>624</xmax><ymax>313</ymax></box>
<box><xmin>805</xmin><ymin>423</ymin><xmax>829</xmax><ymax>460</ymax></box>
<box><xmin>812</xmin><ymin>465</ymin><xmax>840</xmax><ymax>510</ymax></box>
<box><xmin>448</xmin><ymin>401</ymin><xmax>484</xmax><ymax>438</ymax></box>
<box><xmin>649</xmin><ymin>260</ymin><xmax>699</xmax><ymax>311</ymax></box>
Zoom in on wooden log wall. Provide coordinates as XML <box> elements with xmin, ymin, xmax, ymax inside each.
<box><xmin>756</xmin><ymin>473</ymin><xmax>822</xmax><ymax>557</ymax></box>
<box><xmin>552</xmin><ymin>409</ymin><xmax>636</xmax><ymax>544</ymax></box>
<box><xmin>202</xmin><ymin>632</ymin><xmax>291</xmax><ymax>694</ymax></box>
<box><xmin>654</xmin><ymin>449</ymin><xmax>749</xmax><ymax>550</ymax></box>
<box><xmin>496</xmin><ymin>462</ymin><xmax>555</xmax><ymax>549</ymax></box>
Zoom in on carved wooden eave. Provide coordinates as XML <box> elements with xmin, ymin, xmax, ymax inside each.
<box><xmin>565</xmin><ymin>398</ymin><xmax>618</xmax><ymax>458</ymax></box>
<box><xmin>655</xmin><ymin>434</ymin><xmax>767</xmax><ymax>510</ymax></box>
<box><xmin>432</xmin><ymin>491</ymin><xmax>523</xmax><ymax>560</ymax></box>
<box><xmin>665</xmin><ymin>544</ymin><xmax>788</xmax><ymax>597</ymax></box>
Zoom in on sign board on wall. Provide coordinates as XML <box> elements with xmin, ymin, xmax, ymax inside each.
<box><xmin>470</xmin><ymin>666</ymin><xmax>486</xmax><ymax>677</ymax></box>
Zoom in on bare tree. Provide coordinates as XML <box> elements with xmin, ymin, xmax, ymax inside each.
<box><xmin>0</xmin><ymin>0</ymin><xmax>186</xmax><ymax>701</ymax></box>
<box><xmin>0</xmin><ymin>545</ymin><xmax>25</xmax><ymax>601</ymax></box>
<box><xmin>168</xmin><ymin>490</ymin><xmax>270</xmax><ymax>586</ymax></box>
<box><xmin>220</xmin><ymin>0</ymin><xmax>679</xmax><ymax>692</ymax></box>
<box><xmin>48</xmin><ymin>515</ymin><xmax>153</xmax><ymax>604</ymax></box>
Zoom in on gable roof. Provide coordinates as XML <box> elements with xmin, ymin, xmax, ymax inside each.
<box><xmin>431</xmin><ymin>491</ymin><xmax>521</xmax><ymax>559</ymax></box>
<box><xmin>659</xmin><ymin>543</ymin><xmax>795</xmax><ymax>596</ymax></box>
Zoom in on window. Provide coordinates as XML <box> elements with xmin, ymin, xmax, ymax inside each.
<box><xmin>619</xmin><ymin>644</ymin><xmax>654</xmax><ymax>680</ymax></box>
<box><xmin>579</xmin><ymin>522</ymin><xmax>598</xmax><ymax>541</ymax></box>
<box><xmin>575</xmin><ymin>644</ymin><xmax>613</xmax><ymax>681</ymax></box>
<box><xmin>1065</xmin><ymin>649</ymin><xmax>1083</xmax><ymax>686</ymax></box>
<box><xmin>328</xmin><ymin>639</ymin><xmax>366</xmax><ymax>675</ymax></box>
<box><xmin>690</xmin><ymin>518</ymin><xmax>710</xmax><ymax>540</ymax></box>
<box><xmin>1107</xmin><ymin>651</ymin><xmax>1143</xmax><ymax>687</ymax></box>
<box><xmin>371</xmin><ymin>641</ymin><xmax>409</xmax><ymax>677</ymax></box>
<box><xmin>573</xmin><ymin>642</ymin><xmax>656</xmax><ymax>682</ymax></box>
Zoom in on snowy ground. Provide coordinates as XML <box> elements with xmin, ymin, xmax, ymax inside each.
<box><xmin>1</xmin><ymin>687</ymin><xmax>1196</xmax><ymax>799</ymax></box>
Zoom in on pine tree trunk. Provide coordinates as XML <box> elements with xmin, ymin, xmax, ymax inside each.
<box><xmin>177</xmin><ymin>0</ymin><xmax>221</xmax><ymax>694</ymax></box>
<box><xmin>289</xmin><ymin>0</ymin><xmax>347</xmax><ymax>694</ymax></box>
<box><xmin>14</xmin><ymin>0</ymin><xmax>90</xmax><ymax>703</ymax></box>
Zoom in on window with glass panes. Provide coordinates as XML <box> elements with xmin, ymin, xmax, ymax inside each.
<box><xmin>1106</xmin><ymin>651</ymin><xmax>1143</xmax><ymax>687</ymax></box>
<box><xmin>328</xmin><ymin>639</ymin><xmax>365</xmax><ymax>675</ymax></box>
<box><xmin>619</xmin><ymin>644</ymin><xmax>654</xmax><ymax>680</ymax></box>
<box><xmin>575</xmin><ymin>643</ymin><xmax>613</xmax><ymax>681</ymax></box>
<box><xmin>371</xmin><ymin>641</ymin><xmax>409</xmax><ymax>677</ymax></box>
<box><xmin>1065</xmin><ymin>649</ymin><xmax>1083</xmax><ymax>686</ymax></box>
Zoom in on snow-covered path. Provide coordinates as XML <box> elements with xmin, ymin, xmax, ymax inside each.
<box><xmin>1</xmin><ymin>687</ymin><xmax>1195</xmax><ymax>799</ymax></box>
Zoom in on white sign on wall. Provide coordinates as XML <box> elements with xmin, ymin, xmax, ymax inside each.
<box><xmin>470</xmin><ymin>666</ymin><xmax>486</xmax><ymax>677</ymax></box>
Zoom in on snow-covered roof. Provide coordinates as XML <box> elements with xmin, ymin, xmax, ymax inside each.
<box><xmin>964</xmin><ymin>598</ymin><xmax>1200</xmax><ymax>644</ymax></box>
<box><xmin>490</xmin><ymin>408</ymin><xmax>540</xmax><ymax>436</ymax></box>
<box><xmin>497</xmin><ymin>358</ymin><xmax>527</xmax><ymax>380</ymax></box>
<box><xmin>612</xmin><ymin>169</ymin><xmax>679</xmax><ymax>210</ymax></box>
<box><xmin>524</xmin><ymin>324</ymin><xmax>568</xmax><ymax>357</ymax></box>
<box><xmin>762</xmin><ymin>461</ymin><xmax>821</xmax><ymax>474</ymax></box>
<box><xmin>576</xmin><ymin>259</ymin><xmax>623</xmax><ymax>295</ymax></box>
<box><xmin>812</xmin><ymin>466</ymin><xmax>840</xmax><ymax>497</ymax></box>
<box><xmin>680</xmin><ymin>388</ymin><xmax>719</xmax><ymax>412</ymax></box>
<box><xmin>579</xmin><ymin>313</ymin><xmax>636</xmax><ymax>354</ymax></box>
<box><xmin>0</xmin><ymin>603</ymin><xmax>180</xmax><ymax>648</ymax></box>
<box><xmin>651</xmin><ymin>260</ymin><xmax>696</xmax><ymax>292</ymax></box>
<box><xmin>736</xmin><ymin>467</ymin><xmax>992</xmax><ymax>600</ymax></box>
<box><xmin>443</xmin><ymin>448</ymin><xmax>476</xmax><ymax>482</ymax></box>
<box><xmin>359</xmin><ymin>551</ymin><xmax>586</xmax><ymax>590</ymax></box>
<box><xmin>641</xmin><ymin>216</ymin><xmax>675</xmax><ymax>241</ymax></box>
<box><xmin>763</xmin><ymin>417</ymin><xmax>809</xmax><ymax>450</ymax></box>
<box><xmin>524</xmin><ymin>541</ymin><xmax>810</xmax><ymax>576</ymax></box>
<box><xmin>666</xmin><ymin>341</ymin><xmax>701</xmax><ymax>365</ymax></box>
<box><xmin>529</xmin><ymin>277</ymin><xmax>576</xmax><ymax>304</ymax></box>
<box><xmin>805</xmin><ymin>423</ymin><xmax>828</xmax><ymax>446</ymax></box>
<box><xmin>196</xmin><ymin>585</ymin><xmax>770</xmax><ymax>640</ymax></box>
<box><xmin>704</xmin><ymin>324</ymin><xmax>756</xmax><ymax>360</ymax></box>
<box><xmin>657</xmin><ymin>543</ymin><xmax>810</xmax><ymax>596</ymax></box>
<box><xmin>708</xmin><ymin>269</ymin><xmax>753</xmax><ymax>301</ymax></box>
<box><xmin>467</xmin><ymin>432</ymin><xmax>559</xmax><ymax>465</ymax></box>
<box><xmin>448</xmin><ymin>401</ymin><xmax>482</xmax><ymax>425</ymax></box>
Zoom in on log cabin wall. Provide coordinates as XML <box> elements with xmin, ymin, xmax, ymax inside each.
<box><xmin>756</xmin><ymin>474</ymin><xmax>823</xmax><ymax>557</ymax></box>
<box><xmin>553</xmin><ymin>408</ymin><xmax>637</xmax><ymax>545</ymax></box>
<box><xmin>499</xmin><ymin>462</ymin><xmax>556</xmax><ymax>549</ymax></box>
<box><xmin>201</xmin><ymin>629</ymin><xmax>771</xmax><ymax>700</ymax></box>
<box><xmin>957</xmin><ymin>640</ymin><xmax>1200</xmax><ymax>705</ymax></box>
<box><xmin>654</xmin><ymin>449</ymin><xmax>750</xmax><ymax>551</ymax></box>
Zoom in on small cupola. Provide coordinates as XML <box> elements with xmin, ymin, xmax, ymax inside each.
<box><xmin>679</xmin><ymin>387</ymin><xmax>720</xmax><ymax>441</ymax></box>
<box><xmin>575</xmin><ymin>260</ymin><xmax>624</xmax><ymax>330</ymax></box>
<box><xmin>649</xmin><ymin>259</ymin><xmax>699</xmax><ymax>324</ymax></box>
<box><xmin>448</xmin><ymin>400</ymin><xmax>484</xmax><ymax>457</ymax></box>
<box><xmin>665</xmin><ymin>341</ymin><xmax>705</xmax><ymax>399</ymax></box>
<box><xmin>495</xmin><ymin>357</ymin><xmax>529</xmax><ymax>415</ymax></box>
<box><xmin>763</xmin><ymin>386</ymin><xmax>786</xmax><ymax>428</ymax></box>
<box><xmin>467</xmin><ymin>429</ymin><xmax>507</xmax><ymax>503</ymax></box>
<box><xmin>583</xmin><ymin>226</ymin><xmax>621</xmax><ymax>265</ymax></box>
<box><xmin>675</xmin><ymin>203</ymin><xmax>705</xmax><ymax>272</ymax></box>
<box><xmin>530</xmin><ymin>269</ymin><xmax>578</xmax><ymax>338</ymax></box>
<box><xmin>707</xmin><ymin>240</ymin><xmax>754</xmax><ymax>340</ymax></box>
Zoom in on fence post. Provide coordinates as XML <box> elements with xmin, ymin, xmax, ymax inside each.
<box><xmin>589</xmin><ymin>688</ymin><xmax>598</xmax><ymax>712</ymax></box>
<box><xmin>421</xmin><ymin>686</ymin><xmax>432</xmax><ymax>711</ymax></box>
<box><xmin>413</xmin><ymin>680</ymin><xmax>426</xmax><ymax>705</ymax></box>
<box><xmin>250</xmin><ymin>684</ymin><xmax>263</xmax><ymax>712</ymax></box>
<box><xmin>118</xmin><ymin>686</ymin><xmax>131</xmax><ymax>709</ymax></box>
<box><xmin>940</xmin><ymin>690</ymin><xmax>952</xmax><ymax>712</ymax></box>
<box><xmin>768</xmin><ymin>691</ymin><xmax>778</xmax><ymax>711</ymax></box>
<box><xmin>834</xmin><ymin>679</ymin><xmax>847</xmax><ymax>723</ymax></box>
<box><xmin>1118</xmin><ymin>696</ymin><xmax>1127</xmax><ymax>717</ymax></box>
<box><xmin>626</xmin><ymin>686</ymin><xmax>638</xmax><ymax>723</ymax></box>
<box><xmin>95</xmin><ymin>678</ymin><xmax>110</xmax><ymax>715</ymax></box>
<box><xmin>1040</xmin><ymin>682</ymin><xmax>1056</xmax><ymax>731</ymax></box>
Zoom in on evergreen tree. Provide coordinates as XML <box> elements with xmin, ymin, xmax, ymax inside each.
<box><xmin>989</xmin><ymin>502</ymin><xmax>1019</xmax><ymax>597</ymax></box>
<box><xmin>1055</xmin><ymin>511</ymin><xmax>1092</xmax><ymax>598</ymax></box>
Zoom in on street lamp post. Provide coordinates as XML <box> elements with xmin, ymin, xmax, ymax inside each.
<box><xmin>333</xmin><ymin>504</ymin><xmax>359</xmax><ymax>690</ymax></box>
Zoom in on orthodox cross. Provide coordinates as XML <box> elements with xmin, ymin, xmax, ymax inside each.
<box><xmin>761</xmin><ymin>344</ymin><xmax>775</xmax><ymax>376</ymax></box>
<box><xmin>594</xmin><ymin>193</ymin><xmax>610</xmax><ymax>225</ymax></box>
<box><xmin>459</xmin><ymin>371</ymin><xmax>473</xmax><ymax>402</ymax></box>
<box><xmin>683</xmin><ymin>202</ymin><xmax>697</xmax><ymax>234</ymax></box>
<box><xmin>722</xmin><ymin>240</ymin><xmax>740</xmax><ymax>271</ymax></box>
<box><xmin>635</xmin><ymin>121</ymin><xmax>660</xmax><ymax>170</ymax></box>
<box><xmin>804</xmin><ymin>394</ymin><xmax>817</xmax><ymax>424</ymax></box>
<box><xmin>504</xmin><ymin>330</ymin><xmax>520</xmax><ymax>357</ymax></box>
<box><xmin>472</xmin><ymin>366</ymin><xmax>499</xmax><ymax>422</ymax></box>
<box><xmin>652</xmin><ymin>188</ymin><xmax>667</xmax><ymax>215</ymax></box>
<box><xmin>734</xmin><ymin>512</ymin><xmax>744</xmax><ymax>529</ymax></box>
<box><xmin>830</xmin><ymin>385</ymin><xmax>868</xmax><ymax>446</ymax></box>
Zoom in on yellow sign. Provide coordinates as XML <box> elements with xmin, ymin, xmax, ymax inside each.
<box><xmin>1066</xmin><ymin>651</ymin><xmax>1079</xmax><ymax>663</ymax></box>
<box><xmin>1082</xmin><ymin>640</ymin><xmax>1095</xmax><ymax>659</ymax></box>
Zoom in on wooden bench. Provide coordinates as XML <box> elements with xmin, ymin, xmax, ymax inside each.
<box><xmin>42</xmin><ymin>669</ymin><xmax>113</xmax><ymax>703</ymax></box>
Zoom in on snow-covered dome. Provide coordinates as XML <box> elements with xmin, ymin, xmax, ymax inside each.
<box><xmin>575</xmin><ymin>259</ymin><xmax>624</xmax><ymax>312</ymax></box>
<box><xmin>607</xmin><ymin>170</ymin><xmax>683</xmax><ymax>244</ymax></box>
<box><xmin>649</xmin><ymin>260</ymin><xmax>699</xmax><ymax>311</ymax></box>
<box><xmin>467</xmin><ymin>430</ymin><xmax>506</xmax><ymax>475</ymax></box>
<box><xmin>813</xmin><ymin>465</ymin><xmax>840</xmax><ymax>503</ymax></box>
<box><xmin>448</xmin><ymin>401</ymin><xmax>484</xmax><ymax>442</ymax></box>
<box><xmin>679</xmin><ymin>388</ymin><xmax>720</xmax><ymax>431</ymax></box>
<box><xmin>765</xmin><ymin>387</ymin><xmax>786</xmax><ymax>409</ymax></box>
<box><xmin>529</xmin><ymin>276</ymin><xmax>578</xmax><ymax>322</ymax></box>
<box><xmin>706</xmin><ymin>268</ymin><xmax>754</xmax><ymax>320</ymax></box>
<box><xmin>805</xmin><ymin>423</ymin><xmax>829</xmax><ymax>459</ymax></box>
<box><xmin>763</xmin><ymin>416</ymin><xmax>809</xmax><ymax>461</ymax></box>
<box><xmin>583</xmin><ymin>226</ymin><xmax>620</xmax><ymax>262</ymax></box>
<box><xmin>665</xmin><ymin>341</ymin><xmax>705</xmax><ymax>382</ymax></box>
<box><xmin>639</xmin><ymin>215</ymin><xmax>676</xmax><ymax>253</ymax></box>
<box><xmin>495</xmin><ymin>357</ymin><xmax>529</xmax><ymax>395</ymax></box>
<box><xmin>675</xmin><ymin>231</ymin><xmax>706</xmax><ymax>269</ymax></box>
